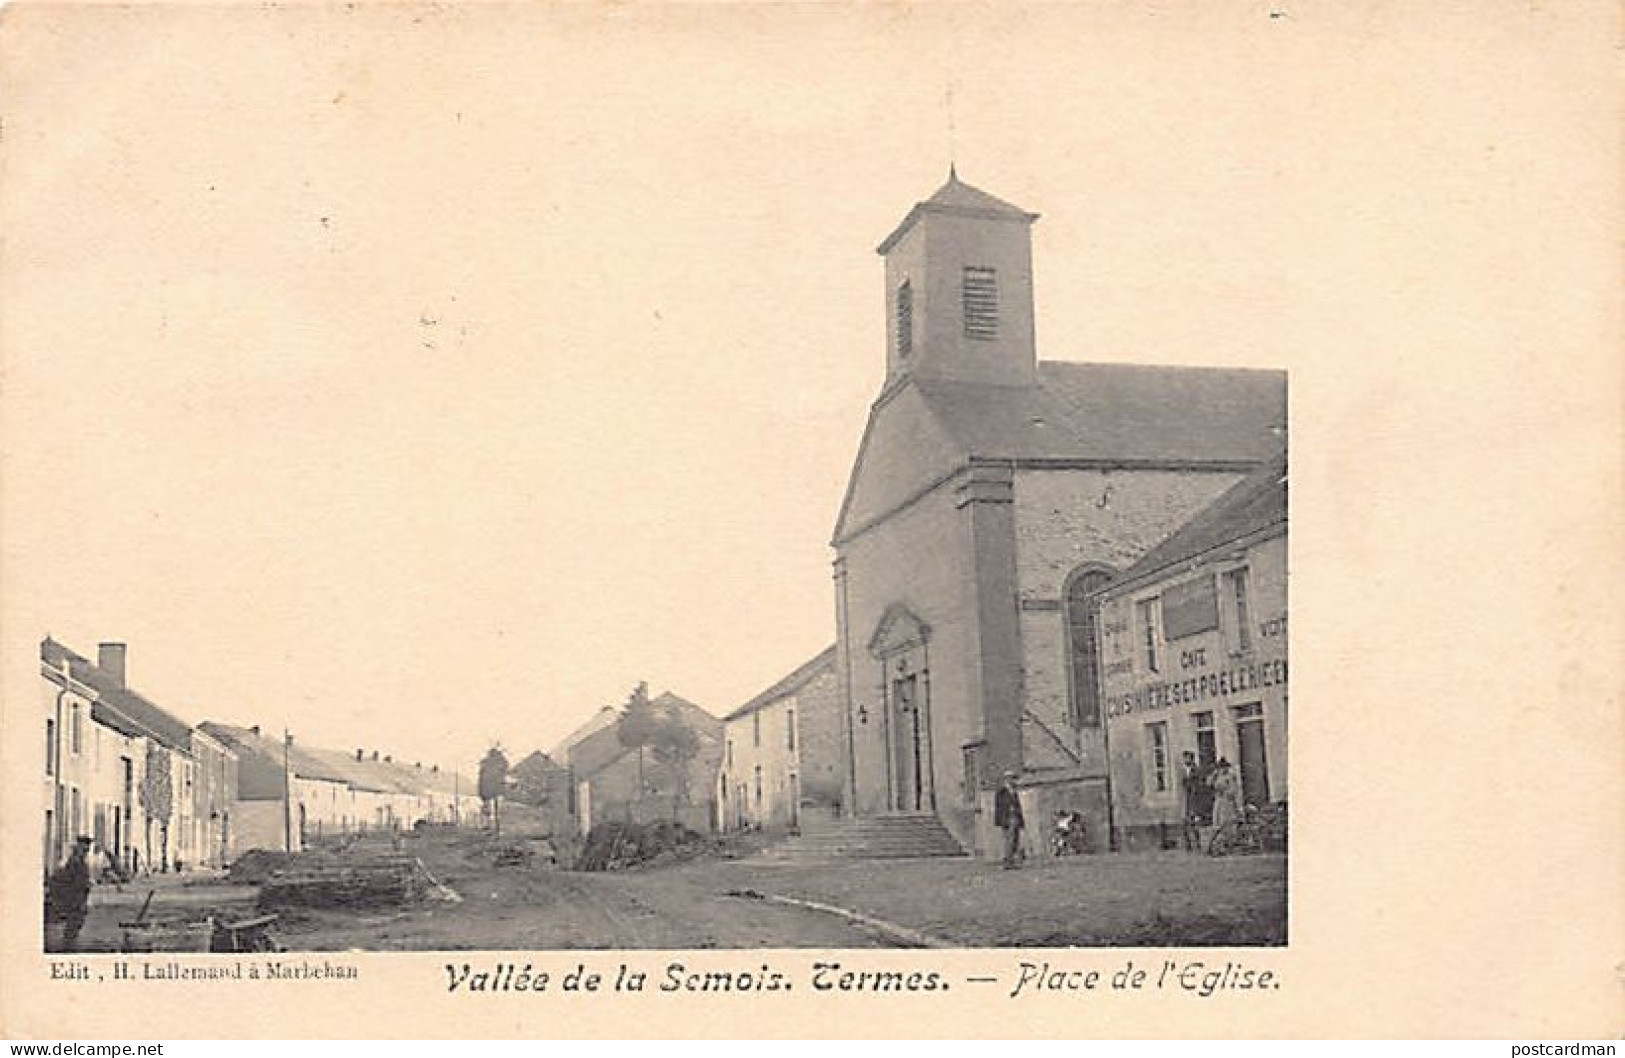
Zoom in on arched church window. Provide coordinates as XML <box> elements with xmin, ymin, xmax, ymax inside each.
<box><xmin>1065</xmin><ymin>566</ymin><xmax>1116</xmax><ymax>727</ymax></box>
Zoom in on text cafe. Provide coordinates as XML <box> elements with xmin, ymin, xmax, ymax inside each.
<box><xmin>1093</xmin><ymin>518</ymin><xmax>1288</xmax><ymax>851</ymax></box>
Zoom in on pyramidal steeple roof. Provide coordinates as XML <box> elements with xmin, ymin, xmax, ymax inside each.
<box><xmin>877</xmin><ymin>169</ymin><xmax>1039</xmax><ymax>254</ymax></box>
<box><xmin>926</xmin><ymin>167</ymin><xmax>1033</xmax><ymax>215</ymax></box>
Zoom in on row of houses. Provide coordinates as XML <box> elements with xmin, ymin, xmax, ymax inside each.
<box><xmin>40</xmin><ymin>638</ymin><xmax>477</xmax><ymax>875</ymax></box>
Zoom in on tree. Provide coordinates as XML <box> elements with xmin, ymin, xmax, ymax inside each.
<box><xmin>616</xmin><ymin>682</ymin><xmax>657</xmax><ymax>808</ymax></box>
<box><xmin>478</xmin><ymin>746</ymin><xmax>510</xmax><ymax>839</ymax></box>
<box><xmin>649</xmin><ymin>718</ymin><xmax>702</xmax><ymax>823</ymax></box>
<box><xmin>139</xmin><ymin>742</ymin><xmax>173</xmax><ymax>871</ymax></box>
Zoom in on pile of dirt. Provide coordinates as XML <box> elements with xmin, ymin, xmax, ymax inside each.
<box><xmin>573</xmin><ymin>820</ymin><xmax>703</xmax><ymax>871</ymax></box>
<box><xmin>257</xmin><ymin>855</ymin><xmax>459</xmax><ymax>910</ymax></box>
<box><xmin>227</xmin><ymin>849</ymin><xmax>296</xmax><ymax>885</ymax></box>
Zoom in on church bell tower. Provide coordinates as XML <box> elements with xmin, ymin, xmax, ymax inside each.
<box><xmin>876</xmin><ymin>170</ymin><xmax>1040</xmax><ymax>389</ymax></box>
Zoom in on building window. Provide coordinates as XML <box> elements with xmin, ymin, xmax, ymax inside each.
<box><xmin>1065</xmin><ymin>567</ymin><xmax>1114</xmax><ymax>727</ymax></box>
<box><xmin>1192</xmin><ymin>711</ymin><xmax>1217</xmax><ymax>768</ymax></box>
<box><xmin>786</xmin><ymin>708</ymin><xmax>796</xmax><ymax>751</ymax></box>
<box><xmin>752</xmin><ymin>712</ymin><xmax>761</xmax><ymax>747</ymax></box>
<box><xmin>962</xmin><ymin>266</ymin><xmax>999</xmax><ymax>340</ymax></box>
<box><xmin>1145</xmin><ymin>722</ymin><xmax>1170</xmax><ymax>793</ymax></box>
<box><xmin>1224</xmin><ymin>567</ymin><xmax>1253</xmax><ymax>653</ymax></box>
<box><xmin>896</xmin><ymin>279</ymin><xmax>913</xmax><ymax>358</ymax></box>
<box><xmin>70</xmin><ymin>704</ymin><xmax>83</xmax><ymax>755</ymax></box>
<box><xmin>1136</xmin><ymin>598</ymin><xmax>1161</xmax><ymax>673</ymax></box>
<box><xmin>961</xmin><ymin>742</ymin><xmax>984</xmax><ymax>806</ymax></box>
<box><xmin>45</xmin><ymin>719</ymin><xmax>57</xmax><ymax>776</ymax></box>
<box><xmin>753</xmin><ymin>766</ymin><xmax>762</xmax><ymax>806</ymax></box>
<box><xmin>725</xmin><ymin>739</ymin><xmax>734</xmax><ymax>769</ymax></box>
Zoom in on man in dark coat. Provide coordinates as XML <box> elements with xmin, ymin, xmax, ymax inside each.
<box><xmin>994</xmin><ymin>770</ymin><xmax>1025</xmax><ymax>868</ymax></box>
<box><xmin>1180</xmin><ymin>752</ymin><xmax>1214</xmax><ymax>852</ymax></box>
<box><xmin>46</xmin><ymin>836</ymin><xmax>93</xmax><ymax>952</ymax></box>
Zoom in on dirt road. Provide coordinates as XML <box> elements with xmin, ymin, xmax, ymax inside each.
<box><xmin>64</xmin><ymin>826</ymin><xmax>1285</xmax><ymax>951</ymax></box>
<box><xmin>278</xmin><ymin>853</ymin><xmax>888</xmax><ymax>951</ymax></box>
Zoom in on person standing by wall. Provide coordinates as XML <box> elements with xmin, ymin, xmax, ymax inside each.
<box><xmin>1208</xmin><ymin>759</ymin><xmax>1242</xmax><ymax>854</ymax></box>
<box><xmin>994</xmin><ymin>771</ymin><xmax>1026</xmax><ymax>869</ymax></box>
<box><xmin>1181</xmin><ymin>751</ymin><xmax>1214</xmax><ymax>852</ymax></box>
<box><xmin>45</xmin><ymin>836</ymin><xmax>92</xmax><ymax>952</ymax></box>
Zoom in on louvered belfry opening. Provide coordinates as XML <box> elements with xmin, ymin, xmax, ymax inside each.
<box><xmin>961</xmin><ymin>265</ymin><xmax>999</xmax><ymax>340</ymax></box>
<box><xmin>896</xmin><ymin>279</ymin><xmax>913</xmax><ymax>358</ymax></box>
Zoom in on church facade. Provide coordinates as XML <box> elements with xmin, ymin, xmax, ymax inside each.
<box><xmin>831</xmin><ymin>172</ymin><xmax>1286</xmax><ymax>856</ymax></box>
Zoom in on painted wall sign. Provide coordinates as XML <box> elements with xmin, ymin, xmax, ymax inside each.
<box><xmin>1162</xmin><ymin>576</ymin><xmax>1219</xmax><ymax>640</ymax></box>
<box><xmin>1105</xmin><ymin>658</ymin><xmax>1288</xmax><ymax>718</ymax></box>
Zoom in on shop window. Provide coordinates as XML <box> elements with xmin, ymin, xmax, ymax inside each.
<box><xmin>1192</xmin><ymin>711</ymin><xmax>1218</xmax><ymax>768</ymax></box>
<box><xmin>1136</xmin><ymin>598</ymin><xmax>1162</xmax><ymax>673</ymax></box>
<box><xmin>1145</xmin><ymin>722</ymin><xmax>1170</xmax><ymax>793</ymax></box>
<box><xmin>1224</xmin><ymin>567</ymin><xmax>1253</xmax><ymax>653</ymax></box>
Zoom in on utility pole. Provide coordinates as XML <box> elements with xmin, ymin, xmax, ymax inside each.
<box><xmin>282</xmin><ymin>728</ymin><xmax>293</xmax><ymax>854</ymax></box>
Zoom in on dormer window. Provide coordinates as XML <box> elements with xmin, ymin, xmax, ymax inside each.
<box><xmin>896</xmin><ymin>280</ymin><xmax>913</xmax><ymax>358</ymax></box>
<box><xmin>962</xmin><ymin>266</ymin><xmax>999</xmax><ymax>340</ymax></box>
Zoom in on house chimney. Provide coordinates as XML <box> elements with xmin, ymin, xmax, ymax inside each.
<box><xmin>371</xmin><ymin>750</ymin><xmax>379</xmax><ymax>761</ymax></box>
<box><xmin>384</xmin><ymin>754</ymin><xmax>392</xmax><ymax>764</ymax></box>
<box><xmin>97</xmin><ymin>643</ymin><xmax>127</xmax><ymax>688</ymax></box>
<box><xmin>251</xmin><ymin>725</ymin><xmax>260</xmax><ymax>736</ymax></box>
<box><xmin>355</xmin><ymin>748</ymin><xmax>364</xmax><ymax>761</ymax></box>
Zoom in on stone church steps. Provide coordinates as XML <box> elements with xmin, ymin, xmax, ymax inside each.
<box><xmin>749</xmin><ymin>813</ymin><xmax>967</xmax><ymax>863</ymax></box>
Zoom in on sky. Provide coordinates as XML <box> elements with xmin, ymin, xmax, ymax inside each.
<box><xmin>3</xmin><ymin>3</ymin><xmax>1614</xmax><ymax>777</ymax></box>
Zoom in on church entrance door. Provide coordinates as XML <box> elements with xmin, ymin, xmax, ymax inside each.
<box><xmin>890</xmin><ymin>673</ymin><xmax>927</xmax><ymax>812</ymax></box>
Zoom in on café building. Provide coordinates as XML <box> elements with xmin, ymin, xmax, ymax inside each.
<box><xmin>1094</xmin><ymin>451</ymin><xmax>1287</xmax><ymax>850</ymax></box>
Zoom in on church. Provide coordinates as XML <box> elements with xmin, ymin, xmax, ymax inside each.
<box><xmin>831</xmin><ymin>171</ymin><xmax>1285</xmax><ymax>857</ymax></box>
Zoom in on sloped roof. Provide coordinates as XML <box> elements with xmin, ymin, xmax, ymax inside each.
<box><xmin>1038</xmin><ymin>362</ymin><xmax>1287</xmax><ymax>464</ymax></box>
<box><xmin>299</xmin><ymin>746</ymin><xmax>399</xmax><ymax>794</ymax></box>
<box><xmin>567</xmin><ymin>691</ymin><xmax>721</xmax><ymax>778</ymax></box>
<box><xmin>723</xmin><ymin>646</ymin><xmax>837</xmax><ymax>722</ymax></box>
<box><xmin>1112</xmin><ymin>449</ymin><xmax>1288</xmax><ymax>590</ymax></box>
<box><xmin>914</xmin><ymin>363</ymin><xmax>1286</xmax><ymax>466</ymax></box>
<box><xmin>877</xmin><ymin>171</ymin><xmax>1038</xmax><ymax>254</ymax></box>
<box><xmin>548</xmin><ymin>705</ymin><xmax>621</xmax><ymax>762</ymax></box>
<box><xmin>649</xmin><ymin>691</ymin><xmax>722</xmax><ymax>734</ymax></box>
<box><xmin>200</xmin><ymin>722</ymin><xmax>355</xmax><ymax>786</ymax></box>
<box><xmin>925</xmin><ymin>171</ymin><xmax>1032</xmax><ymax>215</ymax></box>
<box><xmin>42</xmin><ymin>638</ymin><xmax>195</xmax><ymax>752</ymax></box>
<box><xmin>833</xmin><ymin>363</ymin><xmax>1286</xmax><ymax>544</ymax></box>
<box><xmin>513</xmin><ymin>750</ymin><xmax>566</xmax><ymax>776</ymax></box>
<box><xmin>568</xmin><ymin>723</ymin><xmax>632</xmax><ymax>779</ymax></box>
